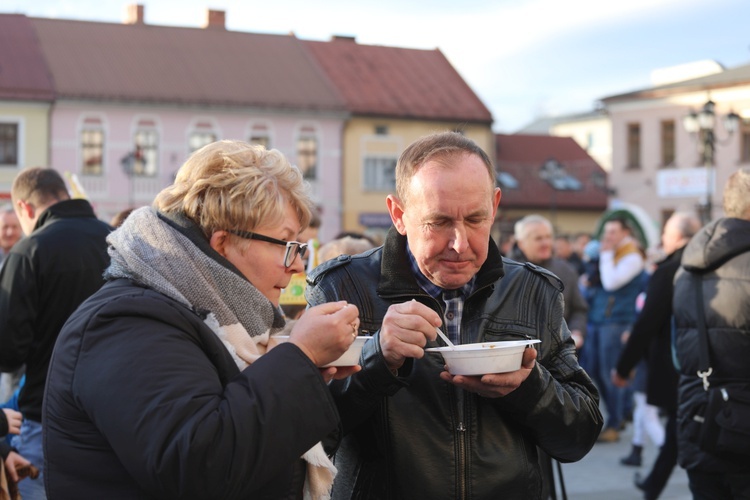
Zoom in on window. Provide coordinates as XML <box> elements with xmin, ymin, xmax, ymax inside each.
<box><xmin>627</xmin><ymin>123</ymin><xmax>641</xmax><ymax>169</ymax></box>
<box><xmin>188</xmin><ymin>121</ymin><xmax>217</xmax><ymax>153</ymax></box>
<box><xmin>374</xmin><ymin>125</ymin><xmax>388</xmax><ymax>136</ymax></box>
<box><xmin>496</xmin><ymin>171</ymin><xmax>519</xmax><ymax>189</ymax></box>
<box><xmin>539</xmin><ymin>159</ymin><xmax>582</xmax><ymax>190</ymax></box>
<box><xmin>741</xmin><ymin>119</ymin><xmax>750</xmax><ymax>164</ymax></box>
<box><xmin>660</xmin><ymin>120</ymin><xmax>675</xmax><ymax>168</ymax></box>
<box><xmin>296</xmin><ymin>127</ymin><xmax>317</xmax><ymax>180</ymax></box>
<box><xmin>81</xmin><ymin>118</ymin><xmax>105</xmax><ymax>175</ymax></box>
<box><xmin>363</xmin><ymin>157</ymin><xmax>397</xmax><ymax>192</ymax></box>
<box><xmin>248</xmin><ymin>123</ymin><xmax>270</xmax><ymax>148</ymax></box>
<box><xmin>0</xmin><ymin>123</ymin><xmax>18</xmax><ymax>166</ymax></box>
<box><xmin>132</xmin><ymin>128</ymin><xmax>159</xmax><ymax>177</ymax></box>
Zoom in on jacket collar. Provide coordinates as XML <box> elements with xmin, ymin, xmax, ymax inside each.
<box><xmin>33</xmin><ymin>198</ymin><xmax>98</xmax><ymax>233</ymax></box>
<box><xmin>377</xmin><ymin>226</ymin><xmax>504</xmax><ymax>297</ymax></box>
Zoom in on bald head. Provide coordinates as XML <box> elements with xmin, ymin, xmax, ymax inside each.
<box><xmin>662</xmin><ymin>211</ymin><xmax>701</xmax><ymax>255</ymax></box>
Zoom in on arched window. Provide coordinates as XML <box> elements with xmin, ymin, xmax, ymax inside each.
<box><xmin>188</xmin><ymin>121</ymin><xmax>217</xmax><ymax>153</ymax></box>
<box><xmin>81</xmin><ymin>116</ymin><xmax>105</xmax><ymax>176</ymax></box>
<box><xmin>132</xmin><ymin>118</ymin><xmax>159</xmax><ymax>177</ymax></box>
<box><xmin>248</xmin><ymin>122</ymin><xmax>271</xmax><ymax>149</ymax></box>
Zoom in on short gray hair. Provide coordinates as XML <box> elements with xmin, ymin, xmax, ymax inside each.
<box><xmin>723</xmin><ymin>167</ymin><xmax>750</xmax><ymax>219</ymax></box>
<box><xmin>514</xmin><ymin>214</ymin><xmax>553</xmax><ymax>241</ymax></box>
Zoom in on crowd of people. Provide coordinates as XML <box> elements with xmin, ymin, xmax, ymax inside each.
<box><xmin>0</xmin><ymin>132</ymin><xmax>748</xmax><ymax>500</ymax></box>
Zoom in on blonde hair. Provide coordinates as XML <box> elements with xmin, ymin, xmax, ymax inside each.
<box><xmin>154</xmin><ymin>140</ymin><xmax>313</xmax><ymax>238</ymax></box>
<box><xmin>723</xmin><ymin>167</ymin><xmax>750</xmax><ymax>220</ymax></box>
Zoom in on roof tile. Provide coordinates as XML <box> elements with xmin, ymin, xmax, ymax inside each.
<box><xmin>304</xmin><ymin>39</ymin><xmax>492</xmax><ymax>123</ymax></box>
<box><xmin>496</xmin><ymin>134</ymin><xmax>608</xmax><ymax>210</ymax></box>
<box><xmin>20</xmin><ymin>16</ymin><xmax>345</xmax><ymax>110</ymax></box>
<box><xmin>0</xmin><ymin>14</ymin><xmax>55</xmax><ymax>101</ymax></box>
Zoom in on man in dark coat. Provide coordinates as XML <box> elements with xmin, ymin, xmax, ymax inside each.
<box><xmin>0</xmin><ymin>167</ymin><xmax>111</xmax><ymax>499</ymax></box>
<box><xmin>613</xmin><ymin>211</ymin><xmax>701</xmax><ymax>500</ymax></box>
<box><xmin>672</xmin><ymin>167</ymin><xmax>750</xmax><ymax>498</ymax></box>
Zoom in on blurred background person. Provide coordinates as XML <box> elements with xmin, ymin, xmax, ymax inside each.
<box><xmin>318</xmin><ymin>234</ymin><xmax>375</xmax><ymax>264</ymax></box>
<box><xmin>0</xmin><ymin>206</ymin><xmax>24</xmax><ymax>403</ymax></box>
<box><xmin>0</xmin><ymin>205</ymin><xmax>21</xmax><ymax>266</ymax></box>
<box><xmin>510</xmin><ymin>214</ymin><xmax>590</xmax><ymax>499</ymax></box>
<box><xmin>672</xmin><ymin>168</ymin><xmax>750</xmax><ymax>498</ymax></box>
<box><xmin>0</xmin><ymin>167</ymin><xmax>112</xmax><ymax>500</ymax></box>
<box><xmin>570</xmin><ymin>232</ymin><xmax>592</xmax><ymax>275</ymax></box>
<box><xmin>511</xmin><ymin>215</ymin><xmax>588</xmax><ymax>349</ymax></box>
<box><xmin>613</xmin><ymin>211</ymin><xmax>701</xmax><ymax>499</ymax></box>
<box><xmin>43</xmin><ymin>140</ymin><xmax>361</xmax><ymax>499</ymax></box>
<box><xmin>589</xmin><ymin>217</ymin><xmax>646</xmax><ymax>443</ymax></box>
<box><xmin>109</xmin><ymin>207</ymin><xmax>136</xmax><ymax>228</ymax></box>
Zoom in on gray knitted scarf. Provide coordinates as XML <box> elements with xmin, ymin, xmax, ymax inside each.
<box><xmin>105</xmin><ymin>206</ymin><xmax>285</xmax><ymax>368</ymax></box>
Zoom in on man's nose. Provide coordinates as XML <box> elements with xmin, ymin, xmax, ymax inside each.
<box><xmin>449</xmin><ymin>225</ymin><xmax>469</xmax><ymax>253</ymax></box>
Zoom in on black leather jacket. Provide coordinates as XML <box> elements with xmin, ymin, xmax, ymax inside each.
<box><xmin>307</xmin><ymin>229</ymin><xmax>602</xmax><ymax>499</ymax></box>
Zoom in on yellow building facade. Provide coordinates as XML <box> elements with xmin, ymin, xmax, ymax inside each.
<box><xmin>339</xmin><ymin>118</ymin><xmax>495</xmax><ymax>242</ymax></box>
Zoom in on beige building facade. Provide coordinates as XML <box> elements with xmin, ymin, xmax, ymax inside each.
<box><xmin>0</xmin><ymin>101</ymin><xmax>50</xmax><ymax>197</ymax></box>
<box><xmin>602</xmin><ymin>63</ymin><xmax>750</xmax><ymax>227</ymax></box>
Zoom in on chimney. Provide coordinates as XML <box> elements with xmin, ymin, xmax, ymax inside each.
<box><xmin>124</xmin><ymin>4</ymin><xmax>144</xmax><ymax>25</ymax></box>
<box><xmin>204</xmin><ymin>9</ymin><xmax>226</xmax><ymax>30</ymax></box>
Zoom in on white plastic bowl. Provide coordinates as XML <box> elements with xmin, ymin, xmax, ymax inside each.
<box><xmin>426</xmin><ymin>339</ymin><xmax>541</xmax><ymax>375</ymax></box>
<box><xmin>270</xmin><ymin>335</ymin><xmax>372</xmax><ymax>367</ymax></box>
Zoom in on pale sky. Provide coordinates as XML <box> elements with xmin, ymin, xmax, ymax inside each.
<box><xmin>3</xmin><ymin>0</ymin><xmax>749</xmax><ymax>132</ymax></box>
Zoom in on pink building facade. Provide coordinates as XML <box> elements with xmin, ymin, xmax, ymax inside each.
<box><xmin>49</xmin><ymin>102</ymin><xmax>346</xmax><ymax>241</ymax></box>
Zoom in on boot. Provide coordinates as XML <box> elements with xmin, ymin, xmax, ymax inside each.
<box><xmin>620</xmin><ymin>444</ymin><xmax>642</xmax><ymax>466</ymax></box>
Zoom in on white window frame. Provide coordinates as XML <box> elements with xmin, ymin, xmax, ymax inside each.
<box><xmin>0</xmin><ymin>116</ymin><xmax>24</xmax><ymax>169</ymax></box>
<box><xmin>79</xmin><ymin>114</ymin><xmax>108</xmax><ymax>177</ymax></box>
<box><xmin>363</xmin><ymin>155</ymin><xmax>398</xmax><ymax>192</ymax></box>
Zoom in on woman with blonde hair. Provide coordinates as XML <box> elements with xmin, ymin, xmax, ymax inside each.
<box><xmin>43</xmin><ymin>140</ymin><xmax>360</xmax><ymax>499</ymax></box>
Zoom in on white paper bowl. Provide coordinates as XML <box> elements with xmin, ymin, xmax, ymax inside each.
<box><xmin>270</xmin><ymin>335</ymin><xmax>372</xmax><ymax>367</ymax></box>
<box><xmin>426</xmin><ymin>339</ymin><xmax>541</xmax><ymax>375</ymax></box>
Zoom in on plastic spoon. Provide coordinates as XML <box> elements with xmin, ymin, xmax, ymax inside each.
<box><xmin>435</xmin><ymin>327</ymin><xmax>456</xmax><ymax>349</ymax></box>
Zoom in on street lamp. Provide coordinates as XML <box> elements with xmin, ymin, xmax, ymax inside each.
<box><xmin>682</xmin><ymin>100</ymin><xmax>740</xmax><ymax>223</ymax></box>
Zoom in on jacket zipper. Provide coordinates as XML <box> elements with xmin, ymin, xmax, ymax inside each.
<box><xmin>456</xmin><ymin>388</ymin><xmax>468</xmax><ymax>500</ymax></box>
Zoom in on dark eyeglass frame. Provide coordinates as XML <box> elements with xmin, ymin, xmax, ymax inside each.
<box><xmin>228</xmin><ymin>229</ymin><xmax>308</xmax><ymax>268</ymax></box>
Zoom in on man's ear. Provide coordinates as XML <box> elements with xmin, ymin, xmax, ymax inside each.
<box><xmin>209</xmin><ymin>230</ymin><xmax>229</xmax><ymax>257</ymax></box>
<box><xmin>386</xmin><ymin>195</ymin><xmax>407</xmax><ymax>235</ymax></box>
<box><xmin>15</xmin><ymin>200</ymin><xmax>34</xmax><ymax>220</ymax></box>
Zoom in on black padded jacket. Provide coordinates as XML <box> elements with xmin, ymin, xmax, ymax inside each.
<box><xmin>672</xmin><ymin>217</ymin><xmax>750</xmax><ymax>473</ymax></box>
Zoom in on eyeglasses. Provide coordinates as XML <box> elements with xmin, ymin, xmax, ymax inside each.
<box><xmin>228</xmin><ymin>229</ymin><xmax>309</xmax><ymax>268</ymax></box>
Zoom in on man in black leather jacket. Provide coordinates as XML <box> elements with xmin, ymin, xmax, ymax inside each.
<box><xmin>672</xmin><ymin>167</ymin><xmax>750</xmax><ymax>498</ymax></box>
<box><xmin>307</xmin><ymin>132</ymin><xmax>602</xmax><ymax>499</ymax></box>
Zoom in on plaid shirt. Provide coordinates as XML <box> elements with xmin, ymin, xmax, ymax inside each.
<box><xmin>407</xmin><ymin>245</ymin><xmax>474</xmax><ymax>345</ymax></box>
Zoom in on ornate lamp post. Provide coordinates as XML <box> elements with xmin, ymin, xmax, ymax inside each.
<box><xmin>682</xmin><ymin>100</ymin><xmax>740</xmax><ymax>223</ymax></box>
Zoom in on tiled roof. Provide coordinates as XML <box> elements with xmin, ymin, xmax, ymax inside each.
<box><xmin>304</xmin><ymin>38</ymin><xmax>492</xmax><ymax>123</ymax></box>
<box><xmin>0</xmin><ymin>14</ymin><xmax>55</xmax><ymax>101</ymax></box>
<box><xmin>601</xmin><ymin>62</ymin><xmax>750</xmax><ymax>103</ymax></box>
<box><xmin>496</xmin><ymin>134</ymin><xmax>608</xmax><ymax>210</ymax></box>
<box><xmin>19</xmin><ymin>16</ymin><xmax>345</xmax><ymax>111</ymax></box>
